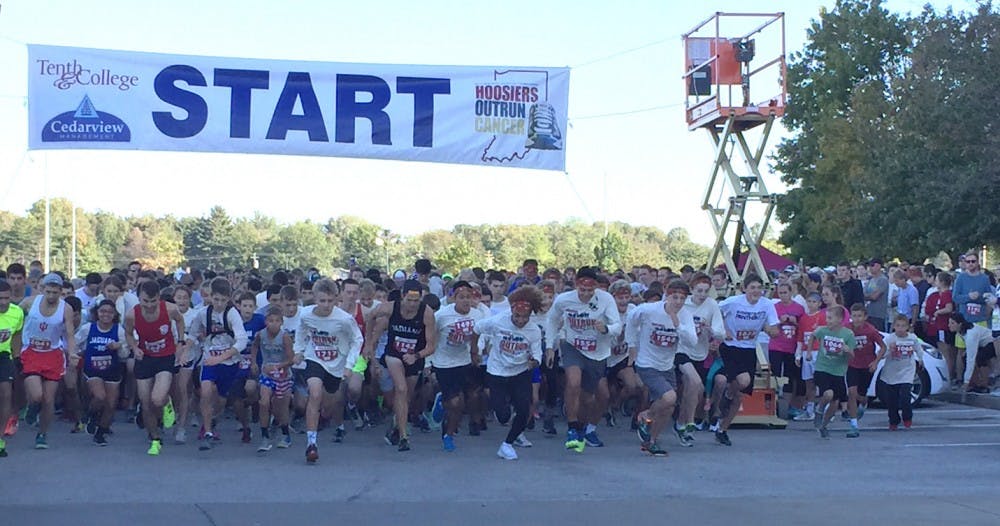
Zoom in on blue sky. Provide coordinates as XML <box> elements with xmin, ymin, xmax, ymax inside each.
<box><xmin>0</xmin><ymin>0</ymin><xmax>976</xmax><ymax>245</ymax></box>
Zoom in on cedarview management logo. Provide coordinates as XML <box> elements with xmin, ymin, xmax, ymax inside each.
<box><xmin>42</xmin><ymin>95</ymin><xmax>131</xmax><ymax>142</ymax></box>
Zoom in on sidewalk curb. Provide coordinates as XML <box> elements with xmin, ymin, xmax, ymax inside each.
<box><xmin>931</xmin><ymin>391</ymin><xmax>1000</xmax><ymax>411</ymax></box>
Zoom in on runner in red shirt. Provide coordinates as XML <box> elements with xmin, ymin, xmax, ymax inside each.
<box><xmin>847</xmin><ymin>303</ymin><xmax>884</xmax><ymax>438</ymax></box>
<box><xmin>124</xmin><ymin>280</ymin><xmax>188</xmax><ymax>456</ymax></box>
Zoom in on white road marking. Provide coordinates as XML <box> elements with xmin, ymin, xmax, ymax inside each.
<box><xmin>903</xmin><ymin>442</ymin><xmax>1000</xmax><ymax>448</ymax></box>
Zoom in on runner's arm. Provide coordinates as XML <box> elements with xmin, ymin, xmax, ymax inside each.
<box><xmin>417</xmin><ymin>307</ymin><xmax>437</xmax><ymax>360</ymax></box>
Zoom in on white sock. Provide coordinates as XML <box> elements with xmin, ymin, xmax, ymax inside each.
<box><xmin>806</xmin><ymin>402</ymin><xmax>815</xmax><ymax>412</ymax></box>
<box><xmin>585</xmin><ymin>424</ymin><xmax>597</xmax><ymax>434</ymax></box>
<box><xmin>307</xmin><ymin>431</ymin><xmax>317</xmax><ymax>445</ymax></box>
<box><xmin>850</xmin><ymin>418</ymin><xmax>858</xmax><ymax>427</ymax></box>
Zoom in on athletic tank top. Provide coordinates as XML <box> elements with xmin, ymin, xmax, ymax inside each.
<box><xmin>23</xmin><ymin>296</ymin><xmax>66</xmax><ymax>352</ymax></box>
<box><xmin>84</xmin><ymin>322</ymin><xmax>120</xmax><ymax>373</ymax></box>
<box><xmin>384</xmin><ymin>301</ymin><xmax>427</xmax><ymax>356</ymax></box>
<box><xmin>259</xmin><ymin>330</ymin><xmax>286</xmax><ymax>366</ymax></box>
<box><xmin>134</xmin><ymin>301</ymin><xmax>176</xmax><ymax>358</ymax></box>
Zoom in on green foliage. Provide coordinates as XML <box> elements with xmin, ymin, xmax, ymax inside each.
<box><xmin>775</xmin><ymin>1</ymin><xmax>1000</xmax><ymax>264</ymax></box>
<box><xmin>0</xmin><ymin>201</ymin><xmax>710</xmax><ymax>276</ymax></box>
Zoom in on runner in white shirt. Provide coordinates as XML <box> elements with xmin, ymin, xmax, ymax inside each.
<box><xmin>603</xmin><ymin>280</ymin><xmax>640</xmax><ymax>430</ymax></box>
<box><xmin>676</xmin><ymin>273</ymin><xmax>725</xmax><ymax>440</ymax></box>
<box><xmin>714</xmin><ymin>274</ymin><xmax>779</xmax><ymax>446</ymax></box>
<box><xmin>545</xmin><ymin>267</ymin><xmax>622</xmax><ymax>453</ymax></box>
<box><xmin>476</xmin><ymin>286</ymin><xmax>544</xmax><ymax>460</ymax></box>
<box><xmin>629</xmin><ymin>281</ymin><xmax>697</xmax><ymax>456</ymax></box>
<box><xmin>432</xmin><ymin>281</ymin><xmax>484</xmax><ymax>452</ymax></box>
<box><xmin>293</xmin><ymin>279</ymin><xmax>363</xmax><ymax>464</ymax></box>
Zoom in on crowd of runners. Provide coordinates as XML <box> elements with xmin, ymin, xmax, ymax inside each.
<box><xmin>0</xmin><ymin>252</ymin><xmax>997</xmax><ymax>462</ymax></box>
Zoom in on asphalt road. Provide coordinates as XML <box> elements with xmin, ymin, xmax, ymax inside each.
<box><xmin>2</xmin><ymin>398</ymin><xmax>999</xmax><ymax>525</ymax></box>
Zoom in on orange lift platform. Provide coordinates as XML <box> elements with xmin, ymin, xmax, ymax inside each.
<box><xmin>683</xmin><ymin>13</ymin><xmax>788</xmax><ymax>427</ymax></box>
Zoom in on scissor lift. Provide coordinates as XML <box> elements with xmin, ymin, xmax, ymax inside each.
<box><xmin>684</xmin><ymin>13</ymin><xmax>788</xmax><ymax>427</ymax></box>
<box><xmin>683</xmin><ymin>12</ymin><xmax>787</xmax><ymax>289</ymax></box>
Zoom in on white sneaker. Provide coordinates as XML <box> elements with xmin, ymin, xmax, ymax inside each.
<box><xmin>174</xmin><ymin>428</ymin><xmax>187</xmax><ymax>445</ymax></box>
<box><xmin>497</xmin><ymin>442</ymin><xmax>518</xmax><ymax>460</ymax></box>
<box><xmin>513</xmin><ymin>433</ymin><xmax>533</xmax><ymax>448</ymax></box>
<box><xmin>792</xmin><ymin>412</ymin><xmax>812</xmax><ymax>422</ymax></box>
<box><xmin>277</xmin><ymin>434</ymin><xmax>292</xmax><ymax>449</ymax></box>
<box><xmin>257</xmin><ymin>438</ymin><xmax>272</xmax><ymax>452</ymax></box>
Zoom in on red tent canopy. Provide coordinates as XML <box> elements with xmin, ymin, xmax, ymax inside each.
<box><xmin>717</xmin><ymin>247</ymin><xmax>795</xmax><ymax>273</ymax></box>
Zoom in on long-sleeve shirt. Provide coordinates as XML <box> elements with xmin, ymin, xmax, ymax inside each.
<box><xmin>626</xmin><ymin>302</ymin><xmax>697</xmax><ymax>371</ymax></box>
<box><xmin>545</xmin><ymin>289</ymin><xmax>622</xmax><ymax>361</ymax></box>
<box><xmin>293</xmin><ymin>305</ymin><xmax>363</xmax><ymax>378</ymax></box>
<box><xmin>679</xmin><ymin>297</ymin><xmax>725</xmax><ymax>361</ymax></box>
<box><xmin>475</xmin><ymin>314</ymin><xmax>542</xmax><ymax>377</ymax></box>
<box><xmin>188</xmin><ymin>305</ymin><xmax>248</xmax><ymax>366</ymax></box>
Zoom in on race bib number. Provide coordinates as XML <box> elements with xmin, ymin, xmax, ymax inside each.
<box><xmin>573</xmin><ymin>337</ymin><xmax>597</xmax><ymax>353</ymax></box>
<box><xmin>967</xmin><ymin>303</ymin><xmax>982</xmax><ymax>317</ymax></box>
<box><xmin>393</xmin><ymin>337</ymin><xmax>418</xmax><ymax>354</ymax></box>
<box><xmin>822</xmin><ymin>336</ymin><xmax>845</xmax><ymax>355</ymax></box>
<box><xmin>693</xmin><ymin>316</ymin><xmax>703</xmax><ymax>337</ymax></box>
<box><xmin>208</xmin><ymin>345</ymin><xmax>228</xmax><ymax>358</ymax></box>
<box><xmin>315</xmin><ymin>346</ymin><xmax>339</xmax><ymax>361</ymax></box>
<box><xmin>145</xmin><ymin>339</ymin><xmax>166</xmax><ymax>353</ymax></box>
<box><xmin>0</xmin><ymin>329</ymin><xmax>10</xmax><ymax>344</ymax></box>
<box><xmin>90</xmin><ymin>355</ymin><xmax>112</xmax><ymax>371</ymax></box>
<box><xmin>892</xmin><ymin>342</ymin><xmax>916</xmax><ymax>359</ymax></box>
<box><xmin>803</xmin><ymin>332</ymin><xmax>813</xmax><ymax>347</ymax></box>
<box><xmin>855</xmin><ymin>335</ymin><xmax>868</xmax><ymax>350</ymax></box>
<box><xmin>735</xmin><ymin>330</ymin><xmax>757</xmax><ymax>341</ymax></box>
<box><xmin>780</xmin><ymin>325</ymin><xmax>796</xmax><ymax>339</ymax></box>
<box><xmin>446</xmin><ymin>320</ymin><xmax>476</xmax><ymax>346</ymax></box>
<box><xmin>30</xmin><ymin>338</ymin><xmax>52</xmax><ymax>350</ymax></box>
<box><xmin>649</xmin><ymin>326</ymin><xmax>678</xmax><ymax>348</ymax></box>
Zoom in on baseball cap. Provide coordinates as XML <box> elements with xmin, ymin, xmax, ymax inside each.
<box><xmin>806</xmin><ymin>272</ymin><xmax>822</xmax><ymax>284</ymax></box>
<box><xmin>40</xmin><ymin>273</ymin><xmax>63</xmax><ymax>287</ymax></box>
<box><xmin>868</xmin><ymin>258</ymin><xmax>883</xmax><ymax>266</ymax></box>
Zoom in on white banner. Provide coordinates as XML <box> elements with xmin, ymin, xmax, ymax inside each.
<box><xmin>27</xmin><ymin>45</ymin><xmax>569</xmax><ymax>171</ymax></box>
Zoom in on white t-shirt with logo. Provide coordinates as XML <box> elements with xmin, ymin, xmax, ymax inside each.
<box><xmin>475</xmin><ymin>314</ymin><xmax>542</xmax><ymax>377</ymax></box>
<box><xmin>880</xmin><ymin>332</ymin><xmax>923</xmax><ymax>385</ymax></box>
<box><xmin>626</xmin><ymin>302</ymin><xmax>697</xmax><ymax>371</ymax></box>
<box><xmin>720</xmin><ymin>294</ymin><xmax>779</xmax><ymax>349</ymax></box>
<box><xmin>433</xmin><ymin>303</ymin><xmax>485</xmax><ymax>369</ymax></box>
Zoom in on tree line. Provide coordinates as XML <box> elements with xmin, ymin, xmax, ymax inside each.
<box><xmin>0</xmin><ymin>200</ymin><xmax>711</xmax><ymax>275</ymax></box>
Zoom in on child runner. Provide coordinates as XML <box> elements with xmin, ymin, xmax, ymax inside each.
<box><xmin>254</xmin><ymin>306</ymin><xmax>294</xmax><ymax>452</ymax></box>
<box><xmin>811</xmin><ymin>307</ymin><xmax>856</xmax><ymax>439</ymax></box>
<box><xmin>846</xmin><ymin>303</ymin><xmax>884</xmax><ymax>438</ymax></box>
<box><xmin>872</xmin><ymin>315</ymin><xmax>924</xmax><ymax>430</ymax></box>
<box><xmin>75</xmin><ymin>299</ymin><xmax>129</xmax><ymax>445</ymax></box>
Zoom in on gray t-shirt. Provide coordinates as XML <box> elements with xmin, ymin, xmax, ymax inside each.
<box><xmin>865</xmin><ymin>274</ymin><xmax>889</xmax><ymax>320</ymax></box>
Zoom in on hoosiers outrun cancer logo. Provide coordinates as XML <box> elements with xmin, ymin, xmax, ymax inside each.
<box><xmin>42</xmin><ymin>95</ymin><xmax>131</xmax><ymax>143</ymax></box>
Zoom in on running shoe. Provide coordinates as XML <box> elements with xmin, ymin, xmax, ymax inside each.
<box><xmin>714</xmin><ymin>431</ymin><xmax>732</xmax><ymax>446</ymax></box>
<box><xmin>147</xmin><ymin>439</ymin><xmax>161</xmax><ymax>456</ymax></box>
<box><xmin>94</xmin><ymin>430</ymin><xmax>108</xmax><ymax>447</ymax></box>
<box><xmin>3</xmin><ymin>415</ymin><xmax>17</xmax><ymax>437</ymax></box>
<box><xmin>685</xmin><ymin>423</ymin><xmax>698</xmax><ymax>436</ymax></box>
<box><xmin>431</xmin><ymin>392</ymin><xmax>445</xmax><ymax>425</ymax></box>
<box><xmin>163</xmin><ymin>400</ymin><xmax>176</xmax><ymax>429</ymax></box>
<box><xmin>442</xmin><ymin>434</ymin><xmax>456</xmax><ymax>452</ymax></box>
<box><xmin>34</xmin><ymin>433</ymin><xmax>48</xmax><ymax>449</ymax></box>
<box><xmin>85</xmin><ymin>413</ymin><xmax>98</xmax><ymax>435</ymax></box>
<box><xmin>200</xmin><ymin>433</ymin><xmax>214</xmax><ymax>451</ymax></box>
<box><xmin>787</xmin><ymin>407</ymin><xmax>801</xmax><ymax>420</ymax></box>
<box><xmin>513</xmin><ymin>433</ymin><xmax>533</xmax><ymax>448</ymax></box>
<box><xmin>819</xmin><ymin>426</ymin><xmax>830</xmax><ymax>439</ymax></box>
<box><xmin>565</xmin><ymin>429</ymin><xmax>585</xmax><ymax>453</ymax></box>
<box><xmin>542</xmin><ymin>417</ymin><xmax>557</xmax><ymax>435</ymax></box>
<box><xmin>70</xmin><ymin>421</ymin><xmax>85</xmax><ymax>434</ymax></box>
<box><xmin>903</xmin><ymin>420</ymin><xmax>912</xmax><ymax>429</ymax></box>
<box><xmin>676</xmin><ymin>428</ymin><xmax>695</xmax><ymax>448</ymax></box>
<box><xmin>305</xmin><ymin>444</ymin><xmax>318</xmax><ymax>463</ymax></box>
<box><xmin>645</xmin><ymin>441</ymin><xmax>668</xmax><ymax>457</ymax></box>
<box><xmin>584</xmin><ymin>430</ymin><xmax>604</xmax><ymax>447</ymax></box>
<box><xmin>637</xmin><ymin>418</ymin><xmax>652</xmax><ymax>444</ymax></box>
<box><xmin>605</xmin><ymin>411</ymin><xmax>616</xmax><ymax>428</ymax></box>
<box><xmin>792</xmin><ymin>411</ymin><xmax>813</xmax><ymax>422</ymax></box>
<box><xmin>846</xmin><ymin>425</ymin><xmax>860</xmax><ymax>438</ymax></box>
<box><xmin>813</xmin><ymin>405</ymin><xmax>825</xmax><ymax>429</ymax></box>
<box><xmin>889</xmin><ymin>423</ymin><xmax>898</xmax><ymax>431</ymax></box>
<box><xmin>384</xmin><ymin>427</ymin><xmax>400</xmax><ymax>446</ymax></box>
<box><xmin>174</xmin><ymin>427</ymin><xmax>187</xmax><ymax>445</ymax></box>
<box><xmin>334</xmin><ymin>426</ymin><xmax>345</xmax><ymax>443</ymax></box>
<box><xmin>241</xmin><ymin>428</ymin><xmax>252</xmax><ymax>444</ymax></box>
<box><xmin>397</xmin><ymin>437</ymin><xmax>410</xmax><ymax>452</ymax></box>
<box><xmin>277</xmin><ymin>434</ymin><xmax>292</xmax><ymax>448</ymax></box>
<box><xmin>708</xmin><ymin>416</ymin><xmax>721</xmax><ymax>433</ymax></box>
<box><xmin>257</xmin><ymin>438</ymin><xmax>272</xmax><ymax>452</ymax></box>
<box><xmin>497</xmin><ymin>442</ymin><xmax>518</xmax><ymax>460</ymax></box>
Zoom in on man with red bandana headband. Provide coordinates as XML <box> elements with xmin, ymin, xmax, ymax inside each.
<box><xmin>545</xmin><ymin>267</ymin><xmax>622</xmax><ymax>453</ymax></box>
<box><xmin>602</xmin><ymin>280</ymin><xmax>641</xmax><ymax>431</ymax></box>
<box><xmin>476</xmin><ymin>286</ymin><xmax>544</xmax><ymax>460</ymax></box>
